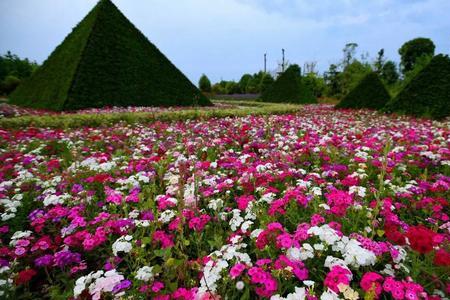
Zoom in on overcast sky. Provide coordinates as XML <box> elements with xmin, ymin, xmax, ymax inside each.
<box><xmin>1</xmin><ymin>0</ymin><xmax>449</xmax><ymax>83</ymax></box>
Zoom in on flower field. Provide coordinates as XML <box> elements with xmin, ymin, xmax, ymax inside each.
<box><xmin>0</xmin><ymin>104</ymin><xmax>449</xmax><ymax>299</ymax></box>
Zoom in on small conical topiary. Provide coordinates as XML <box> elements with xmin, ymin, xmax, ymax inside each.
<box><xmin>10</xmin><ymin>0</ymin><xmax>211</xmax><ymax>111</ymax></box>
<box><xmin>261</xmin><ymin>65</ymin><xmax>317</xmax><ymax>104</ymax></box>
<box><xmin>384</xmin><ymin>54</ymin><xmax>450</xmax><ymax>119</ymax></box>
<box><xmin>335</xmin><ymin>72</ymin><xmax>390</xmax><ymax>109</ymax></box>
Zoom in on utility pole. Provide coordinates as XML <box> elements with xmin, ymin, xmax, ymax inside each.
<box><xmin>282</xmin><ymin>49</ymin><xmax>285</xmax><ymax>72</ymax></box>
<box><xmin>264</xmin><ymin>53</ymin><xmax>267</xmax><ymax>73</ymax></box>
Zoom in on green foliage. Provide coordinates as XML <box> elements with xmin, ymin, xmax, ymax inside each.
<box><xmin>335</xmin><ymin>72</ymin><xmax>391</xmax><ymax>109</ymax></box>
<box><xmin>260</xmin><ymin>73</ymin><xmax>274</xmax><ymax>94</ymax></box>
<box><xmin>384</xmin><ymin>54</ymin><xmax>450</xmax><ymax>119</ymax></box>
<box><xmin>1</xmin><ymin>75</ymin><xmax>21</xmax><ymax>95</ymax></box>
<box><xmin>9</xmin><ymin>0</ymin><xmax>210</xmax><ymax>110</ymax></box>
<box><xmin>399</xmin><ymin>37</ymin><xmax>435</xmax><ymax>74</ymax></box>
<box><xmin>380</xmin><ymin>60</ymin><xmax>399</xmax><ymax>86</ymax></box>
<box><xmin>303</xmin><ymin>73</ymin><xmax>326</xmax><ymax>98</ymax></box>
<box><xmin>340</xmin><ymin>60</ymin><xmax>372</xmax><ymax>97</ymax></box>
<box><xmin>0</xmin><ymin>51</ymin><xmax>37</xmax><ymax>95</ymax></box>
<box><xmin>261</xmin><ymin>64</ymin><xmax>317</xmax><ymax>104</ymax></box>
<box><xmin>239</xmin><ymin>74</ymin><xmax>252</xmax><ymax>92</ymax></box>
<box><xmin>324</xmin><ymin>64</ymin><xmax>341</xmax><ymax>98</ymax></box>
<box><xmin>211</xmin><ymin>72</ymin><xmax>272</xmax><ymax>95</ymax></box>
<box><xmin>198</xmin><ymin>74</ymin><xmax>211</xmax><ymax>93</ymax></box>
<box><xmin>225</xmin><ymin>81</ymin><xmax>241</xmax><ymax>94</ymax></box>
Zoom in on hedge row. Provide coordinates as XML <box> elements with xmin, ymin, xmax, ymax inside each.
<box><xmin>0</xmin><ymin>103</ymin><xmax>301</xmax><ymax>129</ymax></box>
<box><xmin>384</xmin><ymin>54</ymin><xmax>450</xmax><ymax>119</ymax></box>
<box><xmin>335</xmin><ymin>72</ymin><xmax>391</xmax><ymax>110</ymax></box>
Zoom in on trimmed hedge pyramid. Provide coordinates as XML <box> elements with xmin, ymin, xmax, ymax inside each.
<box><xmin>261</xmin><ymin>65</ymin><xmax>316</xmax><ymax>104</ymax></box>
<box><xmin>384</xmin><ymin>54</ymin><xmax>450</xmax><ymax>119</ymax></box>
<box><xmin>335</xmin><ymin>72</ymin><xmax>390</xmax><ymax>109</ymax></box>
<box><xmin>10</xmin><ymin>0</ymin><xmax>211</xmax><ymax>111</ymax></box>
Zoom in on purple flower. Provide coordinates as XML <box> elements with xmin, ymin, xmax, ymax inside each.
<box><xmin>54</xmin><ymin>250</ymin><xmax>81</xmax><ymax>268</ymax></box>
<box><xmin>112</xmin><ymin>279</ymin><xmax>132</xmax><ymax>293</ymax></box>
<box><xmin>0</xmin><ymin>258</ymin><xmax>9</xmax><ymax>268</ymax></box>
<box><xmin>141</xmin><ymin>211</ymin><xmax>154</xmax><ymax>221</ymax></box>
<box><xmin>35</xmin><ymin>254</ymin><xmax>54</xmax><ymax>267</ymax></box>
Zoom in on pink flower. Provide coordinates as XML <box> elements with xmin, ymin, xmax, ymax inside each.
<box><xmin>152</xmin><ymin>281</ymin><xmax>165</xmax><ymax>293</ymax></box>
<box><xmin>326</xmin><ymin>190</ymin><xmax>353</xmax><ymax>217</ymax></box>
<box><xmin>125</xmin><ymin>188</ymin><xmax>140</xmax><ymax>203</ymax></box>
<box><xmin>105</xmin><ymin>186</ymin><xmax>123</xmax><ymax>204</ymax></box>
<box><xmin>276</xmin><ymin>233</ymin><xmax>293</xmax><ymax>249</ymax></box>
<box><xmin>360</xmin><ymin>272</ymin><xmax>384</xmax><ymax>297</ymax></box>
<box><xmin>230</xmin><ymin>263</ymin><xmax>246</xmax><ymax>279</ymax></box>
<box><xmin>324</xmin><ymin>265</ymin><xmax>352</xmax><ymax>293</ymax></box>
<box><xmin>236</xmin><ymin>195</ymin><xmax>254</xmax><ymax>210</ymax></box>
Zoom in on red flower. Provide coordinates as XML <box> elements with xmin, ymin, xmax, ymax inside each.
<box><xmin>434</xmin><ymin>249</ymin><xmax>450</xmax><ymax>266</ymax></box>
<box><xmin>16</xmin><ymin>269</ymin><xmax>37</xmax><ymax>285</ymax></box>
<box><xmin>405</xmin><ymin>225</ymin><xmax>437</xmax><ymax>254</ymax></box>
<box><xmin>384</xmin><ymin>225</ymin><xmax>406</xmax><ymax>245</ymax></box>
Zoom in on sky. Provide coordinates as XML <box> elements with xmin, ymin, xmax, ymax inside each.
<box><xmin>1</xmin><ymin>0</ymin><xmax>449</xmax><ymax>84</ymax></box>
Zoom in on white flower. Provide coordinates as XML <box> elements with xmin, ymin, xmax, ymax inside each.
<box><xmin>135</xmin><ymin>266</ymin><xmax>154</xmax><ymax>282</ymax></box>
<box><xmin>251</xmin><ymin>229</ymin><xmax>264</xmax><ymax>239</ymax></box>
<box><xmin>349</xmin><ymin>186</ymin><xmax>366</xmax><ymax>198</ymax></box>
<box><xmin>158</xmin><ymin>210</ymin><xmax>176</xmax><ymax>223</ymax></box>
<box><xmin>229</xmin><ymin>209</ymin><xmax>244</xmax><ymax>231</ymax></box>
<box><xmin>303</xmin><ymin>280</ymin><xmax>315</xmax><ymax>287</ymax></box>
<box><xmin>43</xmin><ymin>193</ymin><xmax>70</xmax><ymax>206</ymax></box>
<box><xmin>241</xmin><ymin>220</ymin><xmax>253</xmax><ymax>233</ymax></box>
<box><xmin>112</xmin><ymin>235</ymin><xmax>133</xmax><ymax>256</ymax></box>
<box><xmin>311</xmin><ymin>186</ymin><xmax>322</xmax><ymax>196</ymax></box>
<box><xmin>308</xmin><ymin>225</ymin><xmax>341</xmax><ymax>245</ymax></box>
<box><xmin>324</xmin><ymin>256</ymin><xmax>347</xmax><ymax>269</ymax></box>
<box><xmin>208</xmin><ymin>198</ymin><xmax>223</xmax><ymax>211</ymax></box>
<box><xmin>271</xmin><ymin>287</ymin><xmax>306</xmax><ymax>300</ymax></box>
<box><xmin>341</xmin><ymin>239</ymin><xmax>376</xmax><ymax>267</ymax></box>
<box><xmin>320</xmin><ymin>289</ymin><xmax>341</xmax><ymax>300</ymax></box>
<box><xmin>236</xmin><ymin>281</ymin><xmax>245</xmax><ymax>290</ymax></box>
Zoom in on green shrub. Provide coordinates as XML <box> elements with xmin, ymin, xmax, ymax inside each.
<box><xmin>9</xmin><ymin>0</ymin><xmax>210</xmax><ymax>111</ymax></box>
<box><xmin>199</xmin><ymin>74</ymin><xmax>211</xmax><ymax>93</ymax></box>
<box><xmin>261</xmin><ymin>65</ymin><xmax>317</xmax><ymax>104</ymax></box>
<box><xmin>399</xmin><ymin>37</ymin><xmax>435</xmax><ymax>74</ymax></box>
<box><xmin>384</xmin><ymin>54</ymin><xmax>450</xmax><ymax>119</ymax></box>
<box><xmin>335</xmin><ymin>72</ymin><xmax>390</xmax><ymax>109</ymax></box>
<box><xmin>1</xmin><ymin>75</ymin><xmax>21</xmax><ymax>95</ymax></box>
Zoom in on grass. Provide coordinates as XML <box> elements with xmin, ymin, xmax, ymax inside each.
<box><xmin>0</xmin><ymin>100</ymin><xmax>301</xmax><ymax>129</ymax></box>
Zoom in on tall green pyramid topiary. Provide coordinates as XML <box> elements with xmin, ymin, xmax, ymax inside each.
<box><xmin>9</xmin><ymin>0</ymin><xmax>211</xmax><ymax>111</ymax></box>
<box><xmin>384</xmin><ymin>54</ymin><xmax>450</xmax><ymax>119</ymax></box>
<box><xmin>261</xmin><ymin>65</ymin><xmax>317</xmax><ymax>104</ymax></box>
<box><xmin>335</xmin><ymin>72</ymin><xmax>390</xmax><ymax>109</ymax></box>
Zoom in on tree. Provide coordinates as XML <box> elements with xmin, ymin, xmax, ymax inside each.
<box><xmin>340</xmin><ymin>60</ymin><xmax>372</xmax><ymax>97</ymax></box>
<box><xmin>246</xmin><ymin>72</ymin><xmax>265</xmax><ymax>93</ymax></box>
<box><xmin>399</xmin><ymin>37</ymin><xmax>435</xmax><ymax>74</ymax></box>
<box><xmin>1</xmin><ymin>75</ymin><xmax>21</xmax><ymax>95</ymax></box>
<box><xmin>380</xmin><ymin>61</ymin><xmax>399</xmax><ymax>86</ymax></box>
<box><xmin>342</xmin><ymin>43</ymin><xmax>358</xmax><ymax>68</ymax></box>
<box><xmin>198</xmin><ymin>74</ymin><xmax>211</xmax><ymax>93</ymax></box>
<box><xmin>225</xmin><ymin>81</ymin><xmax>241</xmax><ymax>94</ymax></box>
<box><xmin>324</xmin><ymin>64</ymin><xmax>341</xmax><ymax>98</ymax></box>
<box><xmin>303</xmin><ymin>73</ymin><xmax>326</xmax><ymax>98</ymax></box>
<box><xmin>374</xmin><ymin>49</ymin><xmax>385</xmax><ymax>73</ymax></box>
<box><xmin>239</xmin><ymin>74</ymin><xmax>252</xmax><ymax>93</ymax></box>
<box><xmin>0</xmin><ymin>51</ymin><xmax>38</xmax><ymax>95</ymax></box>
<box><xmin>260</xmin><ymin>73</ymin><xmax>274</xmax><ymax>94</ymax></box>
